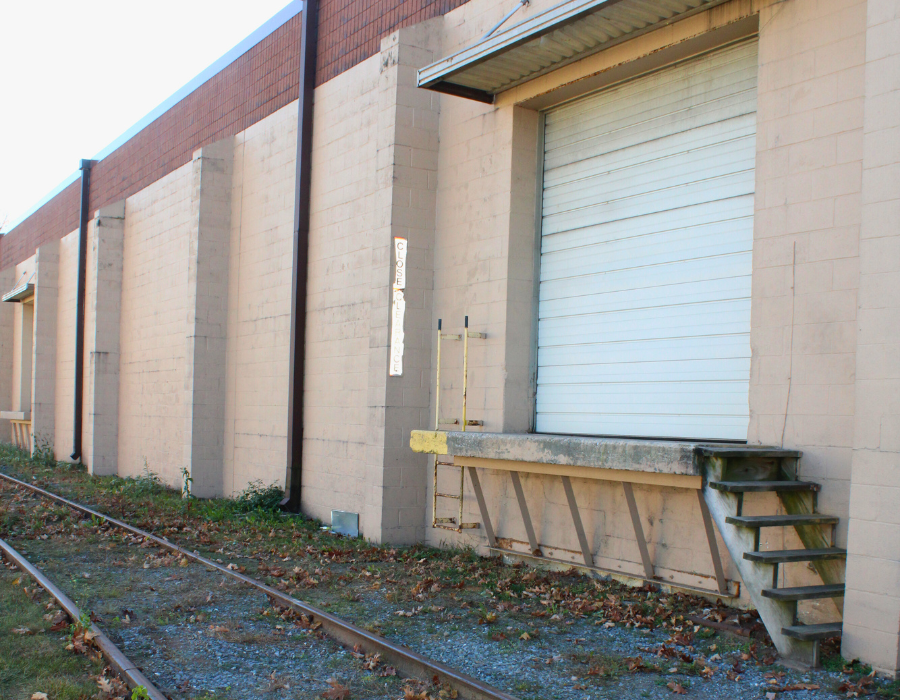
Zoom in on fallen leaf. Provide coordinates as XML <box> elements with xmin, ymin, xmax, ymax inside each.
<box><xmin>626</xmin><ymin>657</ymin><xmax>646</xmax><ymax>672</ymax></box>
<box><xmin>322</xmin><ymin>678</ymin><xmax>351</xmax><ymax>699</ymax></box>
<box><xmin>31</xmin><ymin>694</ymin><xmax>48</xmax><ymax>700</ymax></box>
<box><xmin>667</xmin><ymin>681</ymin><xmax>687</xmax><ymax>694</ymax></box>
<box><xmin>12</xmin><ymin>627</ymin><xmax>33</xmax><ymax>635</ymax></box>
<box><xmin>519</xmin><ymin>632</ymin><xmax>531</xmax><ymax>640</ymax></box>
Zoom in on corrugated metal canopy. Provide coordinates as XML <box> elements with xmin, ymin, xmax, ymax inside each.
<box><xmin>418</xmin><ymin>0</ymin><xmax>732</xmax><ymax>102</ymax></box>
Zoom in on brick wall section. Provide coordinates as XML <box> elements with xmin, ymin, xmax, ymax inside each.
<box><xmin>1</xmin><ymin>184</ymin><xmax>81</xmax><ymax>275</ymax></box>
<box><xmin>1</xmin><ymin>1</ymin><xmax>477</xmax><ymax>272</ymax></box>
<box><xmin>316</xmin><ymin>0</ymin><xmax>470</xmax><ymax>84</ymax></box>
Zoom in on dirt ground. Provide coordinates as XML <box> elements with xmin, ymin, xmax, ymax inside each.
<box><xmin>0</xmin><ymin>447</ymin><xmax>896</xmax><ymax>700</ymax></box>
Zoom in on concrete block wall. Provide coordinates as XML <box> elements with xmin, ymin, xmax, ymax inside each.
<box><xmin>11</xmin><ymin>258</ymin><xmax>36</xmax><ymax>420</ymax></box>
<box><xmin>119</xmin><ymin>165</ymin><xmax>192</xmax><ymax>485</ymax></box>
<box><xmin>83</xmin><ymin>203</ymin><xmax>125</xmax><ymax>476</ymax></box>
<box><xmin>300</xmin><ymin>58</ymin><xmax>380</xmax><ymax>522</ymax></box>
<box><xmin>842</xmin><ymin>0</ymin><xmax>900</xmax><ymax>675</ymax></box>
<box><xmin>53</xmin><ymin>230</ymin><xmax>79</xmax><ymax>459</ymax></box>
<box><xmin>223</xmin><ymin>103</ymin><xmax>296</xmax><ymax>497</ymax></box>
<box><xmin>0</xmin><ymin>268</ymin><xmax>16</xmax><ymax>441</ymax></box>
<box><xmin>31</xmin><ymin>241</ymin><xmax>60</xmax><ymax>455</ymax></box>
<box><xmin>185</xmin><ymin>140</ymin><xmax>233</xmax><ymax>498</ymax></box>
<box><xmin>361</xmin><ymin>22</ymin><xmax>442</xmax><ymax>544</ymax></box>
<box><xmin>748</xmin><ymin>0</ymin><xmax>868</xmax><ymax>548</ymax></box>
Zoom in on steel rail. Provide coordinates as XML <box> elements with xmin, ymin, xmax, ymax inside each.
<box><xmin>0</xmin><ymin>472</ymin><xmax>520</xmax><ymax>700</ymax></box>
<box><xmin>0</xmin><ymin>536</ymin><xmax>167</xmax><ymax>700</ymax></box>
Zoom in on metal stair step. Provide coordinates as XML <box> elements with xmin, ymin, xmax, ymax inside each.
<box><xmin>761</xmin><ymin>584</ymin><xmax>845</xmax><ymax>601</ymax></box>
<box><xmin>726</xmin><ymin>514</ymin><xmax>838</xmax><ymax>528</ymax></box>
<box><xmin>744</xmin><ymin>548</ymin><xmax>846</xmax><ymax>563</ymax></box>
<box><xmin>782</xmin><ymin>622</ymin><xmax>843</xmax><ymax>641</ymax></box>
<box><xmin>710</xmin><ymin>480</ymin><xmax>820</xmax><ymax>493</ymax></box>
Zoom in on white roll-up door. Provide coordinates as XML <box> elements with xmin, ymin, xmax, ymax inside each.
<box><xmin>535</xmin><ymin>41</ymin><xmax>758</xmax><ymax>440</ymax></box>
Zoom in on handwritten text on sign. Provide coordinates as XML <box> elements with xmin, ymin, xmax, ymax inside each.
<box><xmin>389</xmin><ymin>237</ymin><xmax>407</xmax><ymax>376</ymax></box>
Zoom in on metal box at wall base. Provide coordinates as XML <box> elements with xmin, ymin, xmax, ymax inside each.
<box><xmin>331</xmin><ymin>510</ymin><xmax>359</xmax><ymax>537</ymax></box>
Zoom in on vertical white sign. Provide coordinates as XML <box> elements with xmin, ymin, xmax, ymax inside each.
<box><xmin>389</xmin><ymin>237</ymin><xmax>407</xmax><ymax>376</ymax></box>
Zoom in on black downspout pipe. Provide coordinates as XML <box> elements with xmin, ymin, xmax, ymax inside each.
<box><xmin>71</xmin><ymin>159</ymin><xmax>96</xmax><ymax>463</ymax></box>
<box><xmin>284</xmin><ymin>0</ymin><xmax>318</xmax><ymax>511</ymax></box>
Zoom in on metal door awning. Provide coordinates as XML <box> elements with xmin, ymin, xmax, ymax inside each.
<box><xmin>2</xmin><ymin>272</ymin><xmax>35</xmax><ymax>302</ymax></box>
<box><xmin>417</xmin><ymin>0</ymin><xmax>732</xmax><ymax>102</ymax></box>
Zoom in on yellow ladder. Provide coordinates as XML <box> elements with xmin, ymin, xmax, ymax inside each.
<box><xmin>431</xmin><ymin>316</ymin><xmax>484</xmax><ymax>532</ymax></box>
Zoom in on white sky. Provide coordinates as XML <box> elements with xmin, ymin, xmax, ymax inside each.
<box><xmin>0</xmin><ymin>0</ymin><xmax>293</xmax><ymax>232</ymax></box>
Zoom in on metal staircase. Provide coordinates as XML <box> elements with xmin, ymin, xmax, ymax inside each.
<box><xmin>699</xmin><ymin>446</ymin><xmax>845</xmax><ymax>667</ymax></box>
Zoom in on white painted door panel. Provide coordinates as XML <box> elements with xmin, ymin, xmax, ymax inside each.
<box><xmin>535</xmin><ymin>41</ymin><xmax>758</xmax><ymax>440</ymax></box>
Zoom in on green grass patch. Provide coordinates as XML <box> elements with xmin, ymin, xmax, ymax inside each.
<box><xmin>0</xmin><ymin>565</ymin><xmax>103</xmax><ymax>699</ymax></box>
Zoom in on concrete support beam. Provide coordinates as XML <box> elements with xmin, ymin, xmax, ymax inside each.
<box><xmin>843</xmin><ymin>0</ymin><xmax>900</xmax><ymax>676</ymax></box>
<box><xmin>183</xmin><ymin>139</ymin><xmax>233</xmax><ymax>498</ymax></box>
<box><xmin>501</xmin><ymin>107</ymin><xmax>540</xmax><ymax>433</ymax></box>
<box><xmin>31</xmin><ymin>242</ymin><xmax>59</xmax><ymax>456</ymax></box>
<box><xmin>363</xmin><ymin>22</ymin><xmax>441</xmax><ymax>543</ymax></box>
<box><xmin>83</xmin><ymin>203</ymin><xmax>125</xmax><ymax>476</ymax></box>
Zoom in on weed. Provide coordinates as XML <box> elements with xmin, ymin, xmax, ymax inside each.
<box><xmin>31</xmin><ymin>434</ymin><xmax>56</xmax><ymax>466</ymax></box>
<box><xmin>232</xmin><ymin>480</ymin><xmax>284</xmax><ymax>513</ymax></box>
<box><xmin>877</xmin><ymin>678</ymin><xmax>900</xmax><ymax>699</ymax></box>
<box><xmin>69</xmin><ymin>610</ymin><xmax>92</xmax><ymax>636</ymax></box>
<box><xmin>180</xmin><ymin>466</ymin><xmax>193</xmax><ymax>499</ymax></box>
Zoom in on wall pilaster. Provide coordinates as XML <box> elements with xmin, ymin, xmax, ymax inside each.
<box><xmin>0</xmin><ymin>268</ymin><xmax>16</xmax><ymax>442</ymax></box>
<box><xmin>843</xmin><ymin>0</ymin><xmax>900</xmax><ymax>676</ymax></box>
<box><xmin>363</xmin><ymin>22</ymin><xmax>441</xmax><ymax>543</ymax></box>
<box><xmin>31</xmin><ymin>242</ymin><xmax>59</xmax><ymax>455</ymax></box>
<box><xmin>83</xmin><ymin>202</ymin><xmax>125</xmax><ymax>475</ymax></box>
<box><xmin>184</xmin><ymin>139</ymin><xmax>233</xmax><ymax>497</ymax></box>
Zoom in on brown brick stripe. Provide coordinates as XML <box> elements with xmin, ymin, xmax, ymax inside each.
<box><xmin>2</xmin><ymin>0</ymin><xmax>472</xmax><ymax>269</ymax></box>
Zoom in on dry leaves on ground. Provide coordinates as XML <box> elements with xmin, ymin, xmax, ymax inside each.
<box><xmin>667</xmin><ymin>681</ymin><xmax>688</xmax><ymax>694</ymax></box>
<box><xmin>322</xmin><ymin>678</ymin><xmax>351</xmax><ymax>699</ymax></box>
<box><xmin>838</xmin><ymin>670</ymin><xmax>876</xmax><ymax>697</ymax></box>
<box><xmin>96</xmin><ymin>671</ymin><xmax>129</xmax><ymax>699</ymax></box>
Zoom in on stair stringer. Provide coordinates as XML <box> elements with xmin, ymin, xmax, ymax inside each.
<box><xmin>779</xmin><ymin>491</ymin><xmax>845</xmax><ymax>616</ymax></box>
<box><xmin>701</xmin><ymin>457</ymin><xmax>817</xmax><ymax>667</ymax></box>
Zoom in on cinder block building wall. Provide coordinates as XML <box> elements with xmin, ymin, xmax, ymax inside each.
<box><xmin>0</xmin><ymin>0</ymin><xmax>898</xmax><ymax>675</ymax></box>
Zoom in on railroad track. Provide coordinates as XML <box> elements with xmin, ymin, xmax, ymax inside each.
<box><xmin>0</xmin><ymin>471</ymin><xmax>520</xmax><ymax>700</ymax></box>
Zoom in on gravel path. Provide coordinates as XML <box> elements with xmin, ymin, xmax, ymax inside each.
<box><xmin>11</xmin><ymin>532</ymin><xmax>408</xmax><ymax>700</ymax></box>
